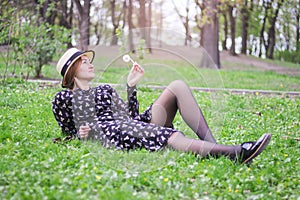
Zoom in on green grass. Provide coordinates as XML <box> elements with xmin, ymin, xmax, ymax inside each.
<box><xmin>0</xmin><ymin>80</ymin><xmax>299</xmax><ymax>199</ymax></box>
<box><xmin>248</xmin><ymin>55</ymin><xmax>300</xmax><ymax>69</ymax></box>
<box><xmin>2</xmin><ymin>54</ymin><xmax>299</xmax><ymax>92</ymax></box>
<box><xmin>82</xmin><ymin>56</ymin><xmax>300</xmax><ymax>91</ymax></box>
<box><xmin>0</xmin><ymin>52</ymin><xmax>300</xmax><ymax>199</ymax></box>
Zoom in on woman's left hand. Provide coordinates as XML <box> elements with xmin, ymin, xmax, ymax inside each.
<box><xmin>127</xmin><ymin>62</ymin><xmax>144</xmax><ymax>87</ymax></box>
<box><xmin>78</xmin><ymin>124</ymin><xmax>91</xmax><ymax>139</ymax></box>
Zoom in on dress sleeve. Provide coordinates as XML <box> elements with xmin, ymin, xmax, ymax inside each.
<box><xmin>52</xmin><ymin>92</ymin><xmax>78</xmax><ymax>137</ymax></box>
<box><xmin>108</xmin><ymin>84</ymin><xmax>139</xmax><ymax>118</ymax></box>
<box><xmin>127</xmin><ymin>84</ymin><xmax>139</xmax><ymax>118</ymax></box>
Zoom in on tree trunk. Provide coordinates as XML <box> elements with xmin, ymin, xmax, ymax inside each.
<box><xmin>241</xmin><ymin>0</ymin><xmax>249</xmax><ymax>54</ymax></box>
<box><xmin>222</xmin><ymin>11</ymin><xmax>228</xmax><ymax>51</ymax></box>
<box><xmin>194</xmin><ymin>0</ymin><xmax>204</xmax><ymax>47</ymax></box>
<box><xmin>128</xmin><ymin>0</ymin><xmax>135</xmax><ymax>52</ymax></box>
<box><xmin>202</xmin><ymin>0</ymin><xmax>220</xmax><ymax>68</ymax></box>
<box><xmin>296</xmin><ymin>0</ymin><xmax>300</xmax><ymax>51</ymax></box>
<box><xmin>35</xmin><ymin>65</ymin><xmax>42</xmax><ymax>78</ymax></box>
<box><xmin>139</xmin><ymin>0</ymin><xmax>146</xmax><ymax>40</ymax></box>
<box><xmin>110</xmin><ymin>0</ymin><xmax>118</xmax><ymax>46</ymax></box>
<box><xmin>110</xmin><ymin>0</ymin><xmax>126</xmax><ymax>46</ymax></box>
<box><xmin>158</xmin><ymin>1</ymin><xmax>163</xmax><ymax>47</ymax></box>
<box><xmin>228</xmin><ymin>5</ymin><xmax>236</xmax><ymax>56</ymax></box>
<box><xmin>266</xmin><ymin>0</ymin><xmax>283</xmax><ymax>59</ymax></box>
<box><xmin>73</xmin><ymin>0</ymin><xmax>90</xmax><ymax>50</ymax></box>
<box><xmin>59</xmin><ymin>0</ymin><xmax>73</xmax><ymax>48</ymax></box>
<box><xmin>94</xmin><ymin>21</ymin><xmax>103</xmax><ymax>45</ymax></box>
<box><xmin>184</xmin><ymin>5</ymin><xmax>190</xmax><ymax>46</ymax></box>
<box><xmin>259</xmin><ymin>2</ymin><xmax>270</xmax><ymax>58</ymax></box>
<box><xmin>146</xmin><ymin>0</ymin><xmax>152</xmax><ymax>53</ymax></box>
<box><xmin>286</xmin><ymin>24</ymin><xmax>290</xmax><ymax>51</ymax></box>
<box><xmin>35</xmin><ymin>0</ymin><xmax>57</xmax><ymax>25</ymax></box>
<box><xmin>81</xmin><ymin>3</ymin><xmax>90</xmax><ymax>51</ymax></box>
<box><xmin>172</xmin><ymin>0</ymin><xmax>191</xmax><ymax>47</ymax></box>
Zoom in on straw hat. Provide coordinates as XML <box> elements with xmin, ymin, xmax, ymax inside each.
<box><xmin>56</xmin><ymin>47</ymin><xmax>95</xmax><ymax>81</ymax></box>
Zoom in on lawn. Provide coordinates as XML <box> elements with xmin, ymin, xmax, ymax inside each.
<box><xmin>0</xmin><ymin>77</ymin><xmax>299</xmax><ymax>199</ymax></box>
<box><xmin>0</xmin><ymin>52</ymin><xmax>300</xmax><ymax>199</ymax></box>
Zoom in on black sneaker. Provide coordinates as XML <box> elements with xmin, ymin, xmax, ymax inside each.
<box><xmin>240</xmin><ymin>133</ymin><xmax>271</xmax><ymax>165</ymax></box>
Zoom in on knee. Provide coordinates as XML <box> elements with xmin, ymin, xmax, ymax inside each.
<box><xmin>168</xmin><ymin>80</ymin><xmax>188</xmax><ymax>90</ymax></box>
<box><xmin>170</xmin><ymin>80</ymin><xmax>187</xmax><ymax>87</ymax></box>
<box><xmin>167</xmin><ymin>80</ymin><xmax>190</xmax><ymax>96</ymax></box>
<box><xmin>167</xmin><ymin>131</ymin><xmax>185</xmax><ymax>145</ymax></box>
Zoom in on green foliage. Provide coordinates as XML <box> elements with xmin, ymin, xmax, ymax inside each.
<box><xmin>9</xmin><ymin>22</ymin><xmax>70</xmax><ymax>78</ymax></box>
<box><xmin>0</xmin><ymin>8</ymin><xmax>15</xmax><ymax>46</ymax></box>
<box><xmin>0</xmin><ymin>1</ymin><xmax>71</xmax><ymax>80</ymax></box>
<box><xmin>0</xmin><ymin>82</ymin><xmax>299</xmax><ymax>199</ymax></box>
<box><xmin>274</xmin><ymin>50</ymin><xmax>300</xmax><ymax>64</ymax></box>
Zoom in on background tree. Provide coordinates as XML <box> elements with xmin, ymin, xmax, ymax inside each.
<box><xmin>172</xmin><ymin>0</ymin><xmax>192</xmax><ymax>46</ymax></box>
<box><xmin>1</xmin><ymin>0</ymin><xmax>300</xmax><ymax>82</ymax></box>
<box><xmin>258</xmin><ymin>1</ymin><xmax>270</xmax><ymax>58</ymax></box>
<box><xmin>265</xmin><ymin>0</ymin><xmax>284</xmax><ymax>59</ymax></box>
<box><xmin>110</xmin><ymin>0</ymin><xmax>126</xmax><ymax>46</ymax></box>
<box><xmin>137</xmin><ymin>0</ymin><xmax>152</xmax><ymax>52</ymax></box>
<box><xmin>201</xmin><ymin>0</ymin><xmax>220</xmax><ymax>68</ymax></box>
<box><xmin>296</xmin><ymin>0</ymin><xmax>300</xmax><ymax>51</ymax></box>
<box><xmin>73</xmin><ymin>0</ymin><xmax>91</xmax><ymax>50</ymax></box>
<box><xmin>194</xmin><ymin>0</ymin><xmax>204</xmax><ymax>46</ymax></box>
<box><xmin>219</xmin><ymin>2</ymin><xmax>229</xmax><ymax>51</ymax></box>
<box><xmin>0</xmin><ymin>0</ymin><xmax>71</xmax><ymax>79</ymax></box>
<box><xmin>138</xmin><ymin>0</ymin><xmax>147</xmax><ymax>41</ymax></box>
<box><xmin>240</xmin><ymin>0</ymin><xmax>252</xmax><ymax>54</ymax></box>
<box><xmin>92</xmin><ymin>1</ymin><xmax>107</xmax><ymax>46</ymax></box>
<box><xmin>151</xmin><ymin>0</ymin><xmax>164</xmax><ymax>48</ymax></box>
<box><xmin>57</xmin><ymin>0</ymin><xmax>73</xmax><ymax>48</ymax></box>
<box><xmin>127</xmin><ymin>0</ymin><xmax>135</xmax><ymax>52</ymax></box>
<box><xmin>146</xmin><ymin>0</ymin><xmax>152</xmax><ymax>52</ymax></box>
<box><xmin>228</xmin><ymin>1</ymin><xmax>237</xmax><ymax>56</ymax></box>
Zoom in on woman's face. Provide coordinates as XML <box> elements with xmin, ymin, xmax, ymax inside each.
<box><xmin>75</xmin><ymin>55</ymin><xmax>95</xmax><ymax>81</ymax></box>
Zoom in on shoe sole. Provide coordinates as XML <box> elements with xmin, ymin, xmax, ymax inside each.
<box><xmin>242</xmin><ymin>133</ymin><xmax>272</xmax><ymax>165</ymax></box>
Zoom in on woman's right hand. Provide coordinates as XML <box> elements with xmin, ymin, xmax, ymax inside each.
<box><xmin>78</xmin><ymin>124</ymin><xmax>91</xmax><ymax>139</ymax></box>
<box><xmin>127</xmin><ymin>62</ymin><xmax>144</xmax><ymax>87</ymax></box>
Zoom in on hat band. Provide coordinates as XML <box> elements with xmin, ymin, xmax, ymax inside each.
<box><xmin>61</xmin><ymin>51</ymin><xmax>83</xmax><ymax>77</ymax></box>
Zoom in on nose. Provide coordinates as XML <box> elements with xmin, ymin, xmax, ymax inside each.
<box><xmin>88</xmin><ymin>64</ymin><xmax>94</xmax><ymax>71</ymax></box>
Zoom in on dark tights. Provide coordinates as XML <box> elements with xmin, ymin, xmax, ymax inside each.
<box><xmin>150</xmin><ymin>80</ymin><xmax>241</xmax><ymax>158</ymax></box>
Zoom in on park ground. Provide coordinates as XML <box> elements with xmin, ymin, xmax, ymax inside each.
<box><xmin>0</xmin><ymin>46</ymin><xmax>299</xmax><ymax>199</ymax></box>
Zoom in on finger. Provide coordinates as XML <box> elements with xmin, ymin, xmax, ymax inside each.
<box><xmin>80</xmin><ymin>130</ymin><xmax>89</xmax><ymax>137</ymax></box>
<box><xmin>83</xmin><ymin>127</ymin><xmax>91</xmax><ymax>131</ymax></box>
<box><xmin>139</xmin><ymin>66</ymin><xmax>144</xmax><ymax>73</ymax></box>
<box><xmin>81</xmin><ymin>123</ymin><xmax>90</xmax><ymax>128</ymax></box>
<box><xmin>134</xmin><ymin>64</ymin><xmax>144</xmax><ymax>73</ymax></box>
<box><xmin>133</xmin><ymin>62</ymin><xmax>141</xmax><ymax>69</ymax></box>
<box><xmin>79</xmin><ymin>127</ymin><xmax>91</xmax><ymax>135</ymax></box>
<box><xmin>80</xmin><ymin>126</ymin><xmax>88</xmax><ymax>131</ymax></box>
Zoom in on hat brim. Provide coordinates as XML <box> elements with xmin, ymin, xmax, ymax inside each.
<box><xmin>62</xmin><ymin>50</ymin><xmax>95</xmax><ymax>85</ymax></box>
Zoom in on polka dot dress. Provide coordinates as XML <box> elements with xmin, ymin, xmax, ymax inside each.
<box><xmin>52</xmin><ymin>84</ymin><xmax>177</xmax><ymax>151</ymax></box>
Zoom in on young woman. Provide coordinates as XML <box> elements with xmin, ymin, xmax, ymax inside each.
<box><xmin>52</xmin><ymin>48</ymin><xmax>271</xmax><ymax>165</ymax></box>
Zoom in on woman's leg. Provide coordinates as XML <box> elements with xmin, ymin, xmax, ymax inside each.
<box><xmin>167</xmin><ymin>132</ymin><xmax>272</xmax><ymax>165</ymax></box>
<box><xmin>167</xmin><ymin>132</ymin><xmax>241</xmax><ymax>159</ymax></box>
<box><xmin>150</xmin><ymin>80</ymin><xmax>217</xmax><ymax>143</ymax></box>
